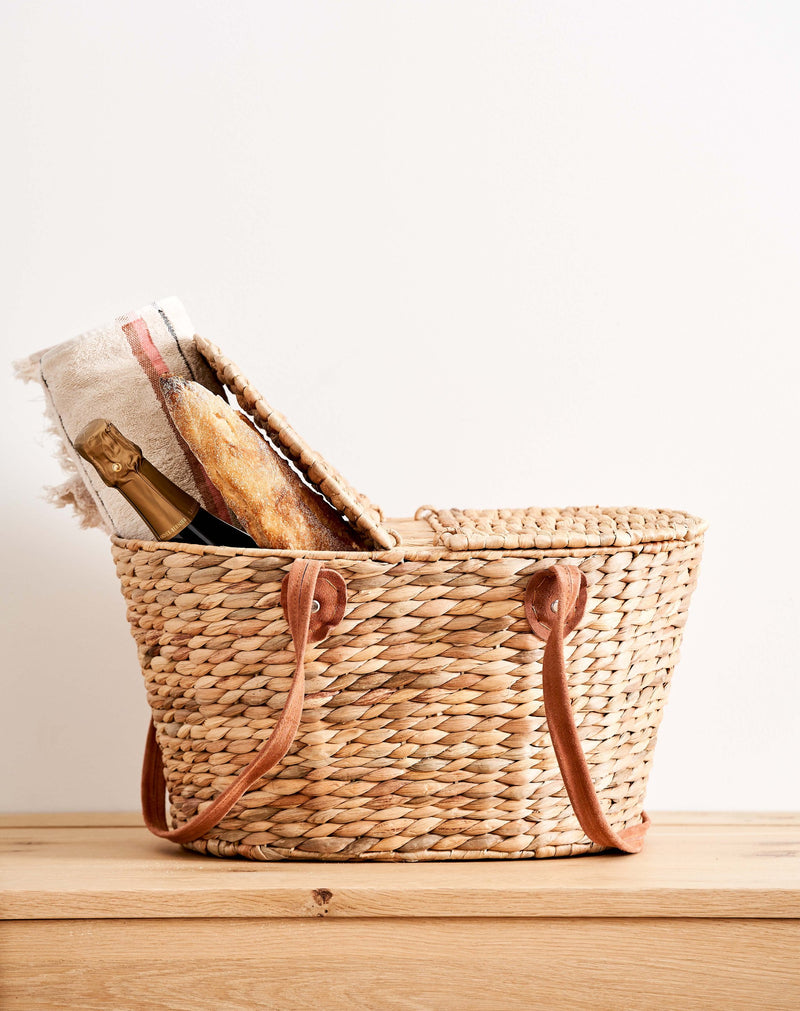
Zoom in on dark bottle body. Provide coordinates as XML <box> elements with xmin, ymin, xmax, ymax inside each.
<box><xmin>172</xmin><ymin>508</ymin><xmax>256</xmax><ymax>548</ymax></box>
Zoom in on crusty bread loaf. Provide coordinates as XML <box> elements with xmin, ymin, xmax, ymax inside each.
<box><xmin>160</xmin><ymin>376</ymin><xmax>363</xmax><ymax>551</ymax></box>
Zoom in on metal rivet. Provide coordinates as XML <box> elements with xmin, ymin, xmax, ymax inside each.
<box><xmin>311</xmin><ymin>599</ymin><xmax>321</xmax><ymax>613</ymax></box>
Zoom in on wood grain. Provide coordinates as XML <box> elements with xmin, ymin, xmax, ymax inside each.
<box><xmin>0</xmin><ymin>811</ymin><xmax>144</xmax><ymax>828</ymax></box>
<box><xmin>1</xmin><ymin>809</ymin><xmax>796</xmax><ymax>828</ymax></box>
<box><xmin>2</xmin><ymin>814</ymin><xmax>798</xmax><ymax>921</ymax></box>
<box><xmin>2</xmin><ymin>916</ymin><xmax>798</xmax><ymax>1011</ymax></box>
<box><xmin>2</xmin><ymin>814</ymin><xmax>798</xmax><ymax>1010</ymax></box>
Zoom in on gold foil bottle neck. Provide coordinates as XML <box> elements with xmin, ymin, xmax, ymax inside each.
<box><xmin>75</xmin><ymin>419</ymin><xmax>142</xmax><ymax>487</ymax></box>
<box><xmin>75</xmin><ymin>418</ymin><xmax>199</xmax><ymax>540</ymax></box>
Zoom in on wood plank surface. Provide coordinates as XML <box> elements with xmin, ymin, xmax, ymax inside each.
<box><xmin>1</xmin><ymin>809</ymin><xmax>797</xmax><ymax>828</ymax></box>
<box><xmin>2</xmin><ymin>916</ymin><xmax>798</xmax><ymax>1011</ymax></box>
<box><xmin>0</xmin><ymin>811</ymin><xmax>145</xmax><ymax>828</ymax></box>
<box><xmin>1</xmin><ymin>813</ymin><xmax>798</xmax><ymax>921</ymax></box>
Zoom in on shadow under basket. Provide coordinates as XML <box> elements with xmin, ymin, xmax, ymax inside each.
<box><xmin>112</xmin><ymin>504</ymin><xmax>704</xmax><ymax>862</ymax></box>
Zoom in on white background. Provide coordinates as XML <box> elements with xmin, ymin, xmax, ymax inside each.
<box><xmin>2</xmin><ymin>1</ymin><xmax>798</xmax><ymax>813</ymax></box>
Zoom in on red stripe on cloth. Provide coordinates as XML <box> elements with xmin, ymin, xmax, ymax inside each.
<box><xmin>121</xmin><ymin>318</ymin><xmax>234</xmax><ymax>525</ymax></box>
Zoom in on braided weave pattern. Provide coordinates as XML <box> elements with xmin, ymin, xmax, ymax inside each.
<box><xmin>421</xmin><ymin>505</ymin><xmax>706</xmax><ymax>551</ymax></box>
<box><xmin>112</xmin><ymin>527</ymin><xmax>703</xmax><ymax>861</ymax></box>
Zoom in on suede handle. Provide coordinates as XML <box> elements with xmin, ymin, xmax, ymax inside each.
<box><xmin>141</xmin><ymin>559</ymin><xmax>648</xmax><ymax>854</ymax></box>
<box><xmin>141</xmin><ymin>559</ymin><xmax>346</xmax><ymax>844</ymax></box>
<box><xmin>525</xmin><ymin>564</ymin><xmax>650</xmax><ymax>853</ymax></box>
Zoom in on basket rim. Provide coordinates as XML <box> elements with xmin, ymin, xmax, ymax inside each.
<box><xmin>111</xmin><ymin>522</ymin><xmax>706</xmax><ymax>563</ymax></box>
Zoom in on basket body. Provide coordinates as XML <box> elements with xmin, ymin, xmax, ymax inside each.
<box><xmin>113</xmin><ymin>509</ymin><xmax>704</xmax><ymax>861</ymax></box>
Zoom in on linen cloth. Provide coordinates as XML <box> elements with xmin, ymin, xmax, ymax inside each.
<box><xmin>16</xmin><ymin>297</ymin><xmax>232</xmax><ymax>539</ymax></box>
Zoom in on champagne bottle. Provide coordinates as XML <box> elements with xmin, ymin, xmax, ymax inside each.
<box><xmin>75</xmin><ymin>419</ymin><xmax>257</xmax><ymax>548</ymax></box>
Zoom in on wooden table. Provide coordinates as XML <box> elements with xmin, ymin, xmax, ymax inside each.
<box><xmin>1</xmin><ymin>812</ymin><xmax>798</xmax><ymax>1010</ymax></box>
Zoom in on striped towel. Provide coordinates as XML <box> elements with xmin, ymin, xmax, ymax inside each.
<box><xmin>16</xmin><ymin>297</ymin><xmax>233</xmax><ymax>539</ymax></box>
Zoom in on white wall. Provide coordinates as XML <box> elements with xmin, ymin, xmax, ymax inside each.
<box><xmin>2</xmin><ymin>1</ymin><xmax>798</xmax><ymax>813</ymax></box>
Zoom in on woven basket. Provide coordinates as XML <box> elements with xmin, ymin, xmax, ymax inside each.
<box><xmin>112</xmin><ymin>341</ymin><xmax>705</xmax><ymax>861</ymax></box>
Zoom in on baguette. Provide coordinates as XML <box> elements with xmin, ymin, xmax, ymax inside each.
<box><xmin>160</xmin><ymin>376</ymin><xmax>363</xmax><ymax>551</ymax></box>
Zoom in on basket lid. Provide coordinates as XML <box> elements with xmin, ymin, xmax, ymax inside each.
<box><xmin>416</xmin><ymin>505</ymin><xmax>707</xmax><ymax>551</ymax></box>
<box><xmin>193</xmin><ymin>336</ymin><xmax>400</xmax><ymax>550</ymax></box>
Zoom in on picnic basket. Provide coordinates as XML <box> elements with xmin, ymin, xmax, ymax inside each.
<box><xmin>112</xmin><ymin>338</ymin><xmax>705</xmax><ymax>861</ymax></box>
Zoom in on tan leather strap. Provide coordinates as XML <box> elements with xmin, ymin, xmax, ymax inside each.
<box><xmin>141</xmin><ymin>559</ymin><xmax>346</xmax><ymax>843</ymax></box>
<box><xmin>525</xmin><ymin>564</ymin><xmax>650</xmax><ymax>853</ymax></box>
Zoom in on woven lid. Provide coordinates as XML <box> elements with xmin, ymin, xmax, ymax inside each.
<box><xmin>417</xmin><ymin>505</ymin><xmax>707</xmax><ymax>551</ymax></box>
<box><xmin>194</xmin><ymin>336</ymin><xmax>400</xmax><ymax>550</ymax></box>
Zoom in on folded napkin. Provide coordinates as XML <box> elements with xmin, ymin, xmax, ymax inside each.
<box><xmin>15</xmin><ymin>297</ymin><xmax>233</xmax><ymax>539</ymax></box>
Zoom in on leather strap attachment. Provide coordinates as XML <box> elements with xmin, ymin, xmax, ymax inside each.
<box><xmin>141</xmin><ymin>559</ymin><xmax>346</xmax><ymax>844</ymax></box>
<box><xmin>525</xmin><ymin>564</ymin><xmax>651</xmax><ymax>854</ymax></box>
<box><xmin>281</xmin><ymin>564</ymin><xmax>347</xmax><ymax>645</ymax></box>
<box><xmin>525</xmin><ymin>565</ymin><xmax>587</xmax><ymax>640</ymax></box>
